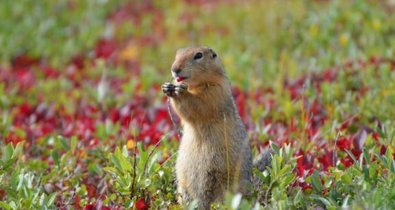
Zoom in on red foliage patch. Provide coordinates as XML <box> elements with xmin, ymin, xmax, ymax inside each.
<box><xmin>317</xmin><ymin>150</ymin><xmax>335</xmax><ymax>171</ymax></box>
<box><xmin>95</xmin><ymin>39</ymin><xmax>117</xmax><ymax>59</ymax></box>
<box><xmin>135</xmin><ymin>197</ymin><xmax>150</xmax><ymax>210</ymax></box>
<box><xmin>5</xmin><ymin>132</ymin><xmax>24</xmax><ymax>146</ymax></box>
<box><xmin>295</xmin><ymin>150</ymin><xmax>315</xmax><ymax>177</ymax></box>
<box><xmin>337</xmin><ymin>136</ymin><xmax>351</xmax><ymax>151</ymax></box>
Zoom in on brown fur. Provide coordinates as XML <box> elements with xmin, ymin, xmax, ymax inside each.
<box><xmin>162</xmin><ymin>47</ymin><xmax>252</xmax><ymax>209</ymax></box>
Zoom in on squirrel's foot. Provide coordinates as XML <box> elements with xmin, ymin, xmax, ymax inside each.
<box><xmin>162</xmin><ymin>82</ymin><xmax>187</xmax><ymax>97</ymax></box>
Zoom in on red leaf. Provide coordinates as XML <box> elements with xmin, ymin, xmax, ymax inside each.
<box><xmin>95</xmin><ymin>39</ymin><xmax>116</xmax><ymax>59</ymax></box>
<box><xmin>42</xmin><ymin>66</ymin><xmax>61</xmax><ymax>79</ymax></box>
<box><xmin>74</xmin><ymin>195</ymin><xmax>81</xmax><ymax>209</ymax></box>
<box><xmin>295</xmin><ymin>150</ymin><xmax>315</xmax><ymax>177</ymax></box>
<box><xmin>12</xmin><ymin>54</ymin><xmax>39</xmax><ymax>68</ymax></box>
<box><xmin>341</xmin><ymin>156</ymin><xmax>353</xmax><ymax>167</ymax></box>
<box><xmin>15</xmin><ymin>68</ymin><xmax>36</xmax><ymax>89</ymax></box>
<box><xmin>86</xmin><ymin>183</ymin><xmax>97</xmax><ymax>198</ymax></box>
<box><xmin>0</xmin><ymin>189</ymin><xmax>5</xmax><ymax>200</ymax></box>
<box><xmin>135</xmin><ymin>198</ymin><xmax>150</xmax><ymax>210</ymax></box>
<box><xmin>321</xmin><ymin>68</ymin><xmax>337</xmax><ymax>82</ymax></box>
<box><xmin>380</xmin><ymin>145</ymin><xmax>387</xmax><ymax>155</ymax></box>
<box><xmin>101</xmin><ymin>206</ymin><xmax>111</xmax><ymax>210</ymax></box>
<box><xmin>83</xmin><ymin>204</ymin><xmax>95</xmax><ymax>210</ymax></box>
<box><xmin>71</xmin><ymin>55</ymin><xmax>85</xmax><ymax>69</ymax></box>
<box><xmin>336</xmin><ymin>136</ymin><xmax>351</xmax><ymax>151</ymax></box>
<box><xmin>5</xmin><ymin>132</ymin><xmax>24</xmax><ymax>145</ymax></box>
<box><xmin>372</xmin><ymin>132</ymin><xmax>380</xmax><ymax>141</ymax></box>
<box><xmin>317</xmin><ymin>150</ymin><xmax>335</xmax><ymax>171</ymax></box>
<box><xmin>109</xmin><ymin>108</ymin><xmax>120</xmax><ymax>122</ymax></box>
<box><xmin>19</xmin><ymin>102</ymin><xmax>34</xmax><ymax>116</ymax></box>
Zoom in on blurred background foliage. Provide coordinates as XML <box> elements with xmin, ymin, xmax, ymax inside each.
<box><xmin>1</xmin><ymin>0</ymin><xmax>394</xmax><ymax>86</ymax></box>
<box><xmin>0</xmin><ymin>0</ymin><xmax>122</xmax><ymax>66</ymax></box>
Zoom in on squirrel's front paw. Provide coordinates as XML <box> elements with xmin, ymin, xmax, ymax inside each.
<box><xmin>175</xmin><ymin>83</ymin><xmax>187</xmax><ymax>95</ymax></box>
<box><xmin>162</xmin><ymin>82</ymin><xmax>176</xmax><ymax>97</ymax></box>
<box><xmin>162</xmin><ymin>83</ymin><xmax>187</xmax><ymax>97</ymax></box>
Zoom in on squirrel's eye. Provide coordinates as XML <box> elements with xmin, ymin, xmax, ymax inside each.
<box><xmin>193</xmin><ymin>52</ymin><xmax>203</xmax><ymax>60</ymax></box>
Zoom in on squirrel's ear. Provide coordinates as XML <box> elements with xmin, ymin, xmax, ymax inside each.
<box><xmin>209</xmin><ymin>48</ymin><xmax>217</xmax><ymax>59</ymax></box>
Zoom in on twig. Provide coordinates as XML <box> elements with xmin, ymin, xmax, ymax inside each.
<box><xmin>130</xmin><ymin>145</ymin><xmax>137</xmax><ymax>200</ymax></box>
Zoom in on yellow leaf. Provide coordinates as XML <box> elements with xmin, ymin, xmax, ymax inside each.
<box><xmin>127</xmin><ymin>139</ymin><xmax>136</xmax><ymax>149</ymax></box>
<box><xmin>339</xmin><ymin>33</ymin><xmax>349</xmax><ymax>47</ymax></box>
<box><xmin>309</xmin><ymin>24</ymin><xmax>318</xmax><ymax>37</ymax></box>
<box><xmin>79</xmin><ymin>150</ymin><xmax>87</xmax><ymax>158</ymax></box>
<box><xmin>372</xmin><ymin>19</ymin><xmax>381</xmax><ymax>31</ymax></box>
<box><xmin>120</xmin><ymin>43</ymin><xmax>139</xmax><ymax>61</ymax></box>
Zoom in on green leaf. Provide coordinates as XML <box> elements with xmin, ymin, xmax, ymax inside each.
<box><xmin>89</xmin><ymin>163</ymin><xmax>103</xmax><ymax>175</ymax></box>
<box><xmin>57</xmin><ymin>135</ymin><xmax>69</xmax><ymax>150</ymax></box>
<box><xmin>110</xmin><ymin>154</ymin><xmax>123</xmax><ymax>172</ymax></box>
<box><xmin>51</xmin><ymin>150</ymin><xmax>60</xmax><ymax>165</ymax></box>
<box><xmin>342</xmin><ymin>173</ymin><xmax>352</xmax><ymax>184</ymax></box>
<box><xmin>293</xmin><ymin>189</ymin><xmax>302</xmax><ymax>205</ymax></box>
<box><xmin>311</xmin><ymin>195</ymin><xmax>332</xmax><ymax>208</ymax></box>
<box><xmin>39</xmin><ymin>193</ymin><xmax>45</xmax><ymax>206</ymax></box>
<box><xmin>113</xmin><ymin>147</ymin><xmax>132</xmax><ymax>172</ymax></box>
<box><xmin>251</xmin><ymin>202</ymin><xmax>261</xmax><ymax>210</ymax></box>
<box><xmin>345</xmin><ymin>149</ymin><xmax>359</xmax><ymax>167</ymax></box>
<box><xmin>278</xmin><ymin>164</ymin><xmax>291</xmax><ymax>177</ymax></box>
<box><xmin>70</xmin><ymin>136</ymin><xmax>77</xmax><ymax>153</ymax></box>
<box><xmin>144</xmin><ymin>178</ymin><xmax>151</xmax><ymax>187</ymax></box>
<box><xmin>122</xmin><ymin>145</ymin><xmax>129</xmax><ymax>158</ymax></box>
<box><xmin>0</xmin><ymin>201</ymin><xmax>12</xmax><ymax>210</ymax></box>
<box><xmin>280</xmin><ymin>174</ymin><xmax>295</xmax><ymax>189</ymax></box>
<box><xmin>368</xmin><ymin>163</ymin><xmax>378</xmax><ymax>179</ymax></box>
<box><xmin>47</xmin><ymin>193</ymin><xmax>57</xmax><ymax>206</ymax></box>
<box><xmin>375</xmin><ymin>154</ymin><xmax>387</xmax><ymax>166</ymax></box>
<box><xmin>386</xmin><ymin>149</ymin><xmax>393</xmax><ymax>168</ymax></box>
<box><xmin>103</xmin><ymin>166</ymin><xmax>117</xmax><ymax>175</ymax></box>
<box><xmin>310</xmin><ymin>172</ymin><xmax>323</xmax><ymax>193</ymax></box>
<box><xmin>14</xmin><ymin>142</ymin><xmax>24</xmax><ymax>157</ymax></box>
<box><xmin>118</xmin><ymin>175</ymin><xmax>131</xmax><ymax>188</ymax></box>
<box><xmin>341</xmin><ymin>195</ymin><xmax>350</xmax><ymax>208</ymax></box>
<box><xmin>125</xmin><ymin>200</ymin><xmax>134</xmax><ymax>209</ymax></box>
<box><xmin>138</xmin><ymin>143</ymin><xmax>148</xmax><ymax>162</ymax></box>
<box><xmin>271</xmin><ymin>142</ymin><xmax>280</xmax><ymax>154</ymax></box>
<box><xmin>147</xmin><ymin>151</ymin><xmax>161</xmax><ymax>174</ymax></box>
<box><xmin>272</xmin><ymin>155</ymin><xmax>283</xmax><ymax>177</ymax></box>
<box><xmin>363</xmin><ymin>148</ymin><xmax>371</xmax><ymax>165</ymax></box>
<box><xmin>3</xmin><ymin>144</ymin><xmax>13</xmax><ymax>161</ymax></box>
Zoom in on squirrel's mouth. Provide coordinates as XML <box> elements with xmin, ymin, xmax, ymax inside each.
<box><xmin>175</xmin><ymin>76</ymin><xmax>188</xmax><ymax>82</ymax></box>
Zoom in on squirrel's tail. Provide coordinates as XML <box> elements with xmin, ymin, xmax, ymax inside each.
<box><xmin>253</xmin><ymin>148</ymin><xmax>273</xmax><ymax>171</ymax></box>
<box><xmin>252</xmin><ymin>147</ymin><xmax>273</xmax><ymax>191</ymax></box>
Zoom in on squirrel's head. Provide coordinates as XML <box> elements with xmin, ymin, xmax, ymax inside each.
<box><xmin>171</xmin><ymin>47</ymin><xmax>226</xmax><ymax>87</ymax></box>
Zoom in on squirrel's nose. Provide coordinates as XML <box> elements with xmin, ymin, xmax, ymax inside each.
<box><xmin>172</xmin><ymin>68</ymin><xmax>182</xmax><ymax>74</ymax></box>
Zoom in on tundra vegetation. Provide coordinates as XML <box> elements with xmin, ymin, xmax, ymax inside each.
<box><xmin>0</xmin><ymin>0</ymin><xmax>394</xmax><ymax>209</ymax></box>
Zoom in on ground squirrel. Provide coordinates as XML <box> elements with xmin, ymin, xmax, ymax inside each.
<box><xmin>162</xmin><ymin>47</ymin><xmax>253</xmax><ymax>209</ymax></box>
